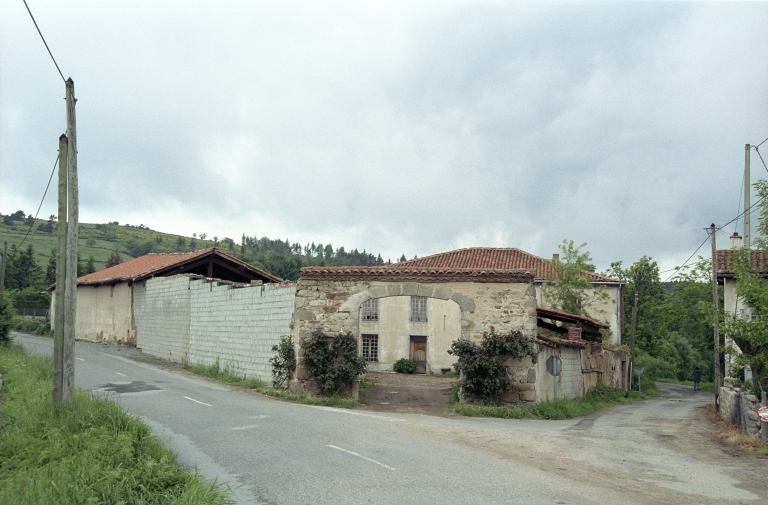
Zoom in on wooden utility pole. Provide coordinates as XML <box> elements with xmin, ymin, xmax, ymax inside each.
<box><xmin>0</xmin><ymin>241</ymin><xmax>6</xmax><ymax>302</ymax></box>
<box><xmin>53</xmin><ymin>134</ymin><xmax>68</xmax><ymax>405</ymax></box>
<box><xmin>62</xmin><ymin>78</ymin><xmax>78</xmax><ymax>403</ymax></box>
<box><xmin>629</xmin><ymin>292</ymin><xmax>638</xmax><ymax>391</ymax></box>
<box><xmin>710</xmin><ymin>224</ymin><xmax>721</xmax><ymax>407</ymax></box>
<box><xmin>745</xmin><ymin>144</ymin><xmax>751</xmax><ymax>248</ymax></box>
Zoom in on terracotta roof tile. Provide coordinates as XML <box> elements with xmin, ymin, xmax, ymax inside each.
<box><xmin>395</xmin><ymin>248</ymin><xmax>621</xmax><ymax>283</ymax></box>
<box><xmin>299</xmin><ymin>266</ymin><xmax>534</xmax><ymax>283</ymax></box>
<box><xmin>72</xmin><ymin>248</ymin><xmax>281</xmax><ymax>287</ymax></box>
<box><xmin>715</xmin><ymin>249</ymin><xmax>768</xmax><ymax>276</ymax></box>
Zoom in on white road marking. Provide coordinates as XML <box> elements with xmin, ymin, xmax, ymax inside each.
<box><xmin>115</xmin><ymin>372</ymin><xmax>126</xmax><ymax>376</ymax></box>
<box><xmin>75</xmin><ymin>357</ymin><xmax>84</xmax><ymax>361</ymax></box>
<box><xmin>327</xmin><ymin>445</ymin><xmax>396</xmax><ymax>471</ymax></box>
<box><xmin>184</xmin><ymin>396</ymin><xmax>212</xmax><ymax>407</ymax></box>
<box><xmin>309</xmin><ymin>406</ymin><xmax>405</xmax><ymax>422</ymax></box>
<box><xmin>232</xmin><ymin>425</ymin><xmax>260</xmax><ymax>430</ymax></box>
<box><xmin>252</xmin><ymin>415</ymin><xmax>267</xmax><ymax>419</ymax></box>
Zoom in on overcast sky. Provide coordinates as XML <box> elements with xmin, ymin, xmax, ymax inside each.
<box><xmin>2</xmin><ymin>1</ymin><xmax>766</xmax><ymax>274</ymax></box>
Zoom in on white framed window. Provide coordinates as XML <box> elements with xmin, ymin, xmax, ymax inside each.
<box><xmin>362</xmin><ymin>299</ymin><xmax>379</xmax><ymax>321</ymax></box>
<box><xmin>410</xmin><ymin>296</ymin><xmax>427</xmax><ymax>322</ymax></box>
<box><xmin>362</xmin><ymin>334</ymin><xmax>378</xmax><ymax>362</ymax></box>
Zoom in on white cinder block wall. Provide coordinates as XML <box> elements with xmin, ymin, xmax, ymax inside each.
<box><xmin>134</xmin><ymin>276</ymin><xmax>192</xmax><ymax>362</ymax></box>
<box><xmin>135</xmin><ymin>275</ymin><xmax>296</xmax><ymax>383</ymax></box>
<box><xmin>559</xmin><ymin>348</ymin><xmax>583</xmax><ymax>399</ymax></box>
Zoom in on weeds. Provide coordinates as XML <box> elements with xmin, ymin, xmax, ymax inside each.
<box><xmin>183</xmin><ymin>358</ymin><xmax>360</xmax><ymax>408</ymax></box>
<box><xmin>656</xmin><ymin>378</ymin><xmax>716</xmax><ymax>394</ymax></box>
<box><xmin>0</xmin><ymin>344</ymin><xmax>233</xmax><ymax>504</ymax></box>
<box><xmin>452</xmin><ymin>384</ymin><xmax>659</xmax><ymax>420</ymax></box>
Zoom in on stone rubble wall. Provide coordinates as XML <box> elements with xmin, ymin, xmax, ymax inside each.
<box><xmin>290</xmin><ymin>278</ymin><xmax>538</xmax><ymax>394</ymax></box>
<box><xmin>718</xmin><ymin>384</ymin><xmax>763</xmax><ymax>436</ymax></box>
<box><xmin>135</xmin><ymin>275</ymin><xmax>295</xmax><ymax>383</ymax></box>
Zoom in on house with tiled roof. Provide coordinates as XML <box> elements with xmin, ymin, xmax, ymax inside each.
<box><xmin>394</xmin><ymin>247</ymin><xmax>625</xmax><ymax>344</ymax></box>
<box><xmin>51</xmin><ymin>248</ymin><xmax>281</xmax><ymax>346</ymax></box>
<box><xmin>290</xmin><ymin>246</ymin><xmax>629</xmax><ymax>401</ymax></box>
<box><xmin>715</xmin><ymin>232</ymin><xmax>766</xmax><ymax>381</ymax></box>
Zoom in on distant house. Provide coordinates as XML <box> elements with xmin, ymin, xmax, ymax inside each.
<box><xmin>50</xmin><ymin>248</ymin><xmax>281</xmax><ymax>346</ymax></box>
<box><xmin>395</xmin><ymin>248</ymin><xmax>625</xmax><ymax>344</ymax></box>
<box><xmin>715</xmin><ymin>233</ymin><xmax>766</xmax><ymax>380</ymax></box>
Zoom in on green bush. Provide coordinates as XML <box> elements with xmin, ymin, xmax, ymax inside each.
<box><xmin>0</xmin><ymin>297</ymin><xmax>13</xmax><ymax>344</ymax></box>
<box><xmin>393</xmin><ymin>358</ymin><xmax>417</xmax><ymax>374</ymax></box>
<box><xmin>300</xmin><ymin>331</ymin><xmax>366</xmax><ymax>396</ymax></box>
<box><xmin>448</xmin><ymin>327</ymin><xmax>538</xmax><ymax>400</ymax></box>
<box><xmin>634</xmin><ymin>352</ymin><xmax>677</xmax><ymax>380</ymax></box>
<box><xmin>269</xmin><ymin>335</ymin><xmax>296</xmax><ymax>388</ymax></box>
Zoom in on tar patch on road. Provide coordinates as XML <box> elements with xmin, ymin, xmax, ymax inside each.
<box><xmin>96</xmin><ymin>381</ymin><xmax>161</xmax><ymax>394</ymax></box>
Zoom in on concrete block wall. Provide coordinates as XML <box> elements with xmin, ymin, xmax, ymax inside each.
<box><xmin>188</xmin><ymin>279</ymin><xmax>296</xmax><ymax>382</ymax></box>
<box><xmin>134</xmin><ymin>275</ymin><xmax>296</xmax><ymax>383</ymax></box>
<box><xmin>134</xmin><ymin>276</ymin><xmax>192</xmax><ymax>362</ymax></box>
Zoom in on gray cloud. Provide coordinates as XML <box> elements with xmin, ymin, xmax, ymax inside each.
<box><xmin>2</xmin><ymin>1</ymin><xmax>766</xmax><ymax>272</ymax></box>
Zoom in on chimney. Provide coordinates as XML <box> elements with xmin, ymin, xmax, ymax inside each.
<box><xmin>552</xmin><ymin>253</ymin><xmax>560</xmax><ymax>261</ymax></box>
<box><xmin>731</xmin><ymin>232</ymin><xmax>742</xmax><ymax>250</ymax></box>
<box><xmin>566</xmin><ymin>326</ymin><xmax>582</xmax><ymax>341</ymax></box>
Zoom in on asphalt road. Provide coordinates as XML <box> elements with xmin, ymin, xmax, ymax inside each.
<box><xmin>13</xmin><ymin>333</ymin><xmax>768</xmax><ymax>505</ymax></box>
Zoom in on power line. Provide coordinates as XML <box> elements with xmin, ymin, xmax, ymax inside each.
<box><xmin>18</xmin><ymin>154</ymin><xmax>59</xmax><ymax>249</ymax></box>
<box><xmin>22</xmin><ymin>0</ymin><xmax>65</xmax><ymax>82</ymax></box>
<box><xmin>755</xmin><ymin>145</ymin><xmax>768</xmax><ymax>175</ymax></box>
<box><xmin>734</xmin><ymin>166</ymin><xmax>744</xmax><ymax>234</ymax></box>
<box><xmin>664</xmin><ymin>234</ymin><xmax>711</xmax><ymax>282</ymax></box>
<box><xmin>756</xmin><ymin>136</ymin><xmax>768</xmax><ymax>149</ymax></box>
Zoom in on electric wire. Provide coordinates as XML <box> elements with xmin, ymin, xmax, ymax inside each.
<box><xmin>663</xmin><ymin>235</ymin><xmax>711</xmax><ymax>282</ymax></box>
<box><xmin>756</xmin><ymin>136</ymin><xmax>768</xmax><ymax>149</ymax></box>
<box><xmin>734</xmin><ymin>167</ymin><xmax>744</xmax><ymax>234</ymax></box>
<box><xmin>18</xmin><ymin>154</ymin><xmax>59</xmax><ymax>249</ymax></box>
<box><xmin>22</xmin><ymin>0</ymin><xmax>65</xmax><ymax>82</ymax></box>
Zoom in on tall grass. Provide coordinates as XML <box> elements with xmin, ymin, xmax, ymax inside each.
<box><xmin>183</xmin><ymin>359</ymin><xmax>359</xmax><ymax>408</ymax></box>
<box><xmin>0</xmin><ymin>344</ymin><xmax>233</xmax><ymax>504</ymax></box>
<box><xmin>452</xmin><ymin>383</ymin><xmax>659</xmax><ymax>420</ymax></box>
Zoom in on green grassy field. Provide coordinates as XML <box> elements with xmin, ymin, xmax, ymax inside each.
<box><xmin>0</xmin><ymin>218</ymin><xmax>217</xmax><ymax>271</ymax></box>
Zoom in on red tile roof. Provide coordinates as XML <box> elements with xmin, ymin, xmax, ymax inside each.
<box><xmin>394</xmin><ymin>248</ymin><xmax>622</xmax><ymax>283</ymax></box>
<box><xmin>299</xmin><ymin>266</ymin><xmax>534</xmax><ymax>283</ymax></box>
<box><xmin>73</xmin><ymin>248</ymin><xmax>281</xmax><ymax>287</ymax></box>
<box><xmin>715</xmin><ymin>249</ymin><xmax>768</xmax><ymax>276</ymax></box>
<box><xmin>536</xmin><ymin>306</ymin><xmax>609</xmax><ymax>329</ymax></box>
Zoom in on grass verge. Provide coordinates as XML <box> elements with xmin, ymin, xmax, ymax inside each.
<box><xmin>705</xmin><ymin>404</ymin><xmax>767</xmax><ymax>455</ymax></box>
<box><xmin>451</xmin><ymin>381</ymin><xmax>659</xmax><ymax>420</ymax></box>
<box><xmin>0</xmin><ymin>343</ymin><xmax>233</xmax><ymax>504</ymax></box>
<box><xmin>183</xmin><ymin>360</ymin><xmax>359</xmax><ymax>409</ymax></box>
<box><xmin>656</xmin><ymin>378</ymin><xmax>716</xmax><ymax>394</ymax></box>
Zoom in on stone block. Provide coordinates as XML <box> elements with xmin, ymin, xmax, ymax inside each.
<box><xmin>401</xmin><ymin>283</ymin><xmax>419</xmax><ymax>296</ymax></box>
<box><xmin>500</xmin><ymin>392</ymin><xmax>520</xmax><ymax>403</ymax></box>
<box><xmin>417</xmin><ymin>285</ymin><xmax>434</xmax><ymax>298</ymax></box>
<box><xmin>450</xmin><ymin>292</ymin><xmax>476</xmax><ymax>312</ymax></box>
<box><xmin>519</xmin><ymin>390</ymin><xmax>536</xmax><ymax>402</ymax></box>
<box><xmin>368</xmin><ymin>286</ymin><xmax>388</xmax><ymax>299</ymax></box>
<box><xmin>527</xmin><ymin>368</ymin><xmax>536</xmax><ymax>383</ymax></box>
<box><xmin>432</xmin><ymin>285</ymin><xmax>453</xmax><ymax>300</ymax></box>
<box><xmin>387</xmin><ymin>283</ymin><xmax>402</xmax><ymax>296</ymax></box>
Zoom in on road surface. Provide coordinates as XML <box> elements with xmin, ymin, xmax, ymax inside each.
<box><xmin>13</xmin><ymin>333</ymin><xmax>768</xmax><ymax>504</ymax></box>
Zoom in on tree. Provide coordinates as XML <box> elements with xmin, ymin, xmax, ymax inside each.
<box><xmin>105</xmin><ymin>248</ymin><xmax>122</xmax><ymax>268</ymax></box>
<box><xmin>542</xmin><ymin>240</ymin><xmax>603</xmax><ymax>317</ymax></box>
<box><xmin>85</xmin><ymin>255</ymin><xmax>96</xmax><ymax>274</ymax></box>
<box><xmin>7</xmin><ymin>244</ymin><xmax>41</xmax><ymax>290</ymax></box>
<box><xmin>44</xmin><ymin>248</ymin><xmax>57</xmax><ymax>286</ymax></box>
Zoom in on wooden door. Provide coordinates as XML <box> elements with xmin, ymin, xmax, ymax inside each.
<box><xmin>410</xmin><ymin>336</ymin><xmax>427</xmax><ymax>374</ymax></box>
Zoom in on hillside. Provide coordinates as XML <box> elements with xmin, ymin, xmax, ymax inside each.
<box><xmin>0</xmin><ymin>210</ymin><xmax>393</xmax><ymax>282</ymax></box>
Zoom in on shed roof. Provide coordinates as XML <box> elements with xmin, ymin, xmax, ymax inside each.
<box><xmin>394</xmin><ymin>248</ymin><xmax>622</xmax><ymax>284</ymax></box>
<box><xmin>68</xmin><ymin>248</ymin><xmax>281</xmax><ymax>287</ymax></box>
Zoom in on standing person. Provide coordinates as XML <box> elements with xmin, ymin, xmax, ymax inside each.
<box><xmin>693</xmin><ymin>366</ymin><xmax>701</xmax><ymax>391</ymax></box>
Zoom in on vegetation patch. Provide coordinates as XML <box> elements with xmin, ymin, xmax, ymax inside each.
<box><xmin>452</xmin><ymin>384</ymin><xmax>658</xmax><ymax>420</ymax></box>
<box><xmin>0</xmin><ymin>342</ymin><xmax>233</xmax><ymax>504</ymax></box>
<box><xmin>300</xmin><ymin>331</ymin><xmax>366</xmax><ymax>396</ymax></box>
<box><xmin>268</xmin><ymin>335</ymin><xmax>296</xmax><ymax>388</ymax></box>
<box><xmin>393</xmin><ymin>358</ymin><xmax>417</xmax><ymax>374</ymax></box>
<box><xmin>183</xmin><ymin>359</ymin><xmax>263</xmax><ymax>389</ymax></box>
<box><xmin>656</xmin><ymin>378</ymin><xmax>716</xmax><ymax>394</ymax></box>
<box><xmin>448</xmin><ymin>327</ymin><xmax>538</xmax><ymax>401</ymax></box>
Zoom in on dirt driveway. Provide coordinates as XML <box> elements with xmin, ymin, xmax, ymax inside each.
<box><xmin>360</xmin><ymin>371</ymin><xmax>459</xmax><ymax>416</ymax></box>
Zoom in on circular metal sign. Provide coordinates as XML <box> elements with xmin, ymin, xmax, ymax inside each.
<box><xmin>758</xmin><ymin>406</ymin><xmax>768</xmax><ymax>422</ymax></box>
<box><xmin>546</xmin><ymin>356</ymin><xmax>562</xmax><ymax>376</ymax></box>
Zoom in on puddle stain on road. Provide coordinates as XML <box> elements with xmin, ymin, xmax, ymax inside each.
<box><xmin>94</xmin><ymin>381</ymin><xmax>161</xmax><ymax>394</ymax></box>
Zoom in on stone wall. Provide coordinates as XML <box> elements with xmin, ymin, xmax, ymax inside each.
<box><xmin>535</xmin><ymin>283</ymin><xmax>622</xmax><ymax>344</ymax></box>
<box><xmin>291</xmin><ymin>278</ymin><xmax>538</xmax><ymax>392</ymax></box>
<box><xmin>718</xmin><ymin>384</ymin><xmax>763</xmax><ymax>436</ymax></box>
<box><xmin>134</xmin><ymin>275</ymin><xmax>296</xmax><ymax>382</ymax></box>
<box><xmin>495</xmin><ymin>341</ymin><xmax>629</xmax><ymax>404</ymax></box>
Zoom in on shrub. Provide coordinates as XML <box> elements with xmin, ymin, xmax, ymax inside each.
<box><xmin>634</xmin><ymin>353</ymin><xmax>677</xmax><ymax>380</ymax></box>
<box><xmin>393</xmin><ymin>358</ymin><xmax>417</xmax><ymax>374</ymax></box>
<box><xmin>0</xmin><ymin>297</ymin><xmax>13</xmax><ymax>344</ymax></box>
<box><xmin>448</xmin><ymin>327</ymin><xmax>539</xmax><ymax>400</ymax></box>
<box><xmin>301</xmin><ymin>331</ymin><xmax>366</xmax><ymax>396</ymax></box>
<box><xmin>269</xmin><ymin>335</ymin><xmax>296</xmax><ymax>388</ymax></box>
